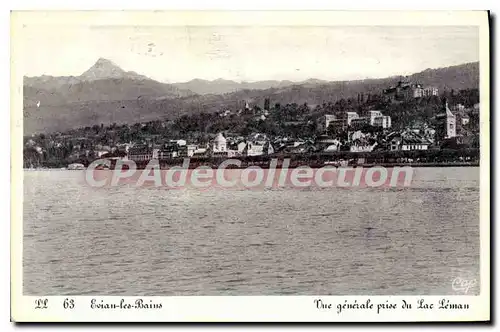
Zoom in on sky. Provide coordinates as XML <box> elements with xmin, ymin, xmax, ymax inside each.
<box><xmin>21</xmin><ymin>25</ymin><xmax>479</xmax><ymax>83</ymax></box>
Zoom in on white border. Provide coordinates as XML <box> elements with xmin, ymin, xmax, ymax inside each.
<box><xmin>8</xmin><ymin>8</ymin><xmax>491</xmax><ymax>323</ymax></box>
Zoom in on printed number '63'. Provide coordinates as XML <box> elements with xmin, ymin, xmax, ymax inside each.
<box><xmin>63</xmin><ymin>298</ymin><xmax>75</xmax><ymax>309</ymax></box>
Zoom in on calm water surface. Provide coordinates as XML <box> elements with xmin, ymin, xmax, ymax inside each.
<box><xmin>23</xmin><ymin>167</ymin><xmax>480</xmax><ymax>295</ymax></box>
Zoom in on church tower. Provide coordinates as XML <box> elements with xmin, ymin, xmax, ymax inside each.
<box><xmin>435</xmin><ymin>98</ymin><xmax>457</xmax><ymax>141</ymax></box>
<box><xmin>444</xmin><ymin>101</ymin><xmax>456</xmax><ymax>138</ymax></box>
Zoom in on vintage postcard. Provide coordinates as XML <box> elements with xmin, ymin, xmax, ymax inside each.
<box><xmin>11</xmin><ymin>10</ymin><xmax>490</xmax><ymax>322</ymax></box>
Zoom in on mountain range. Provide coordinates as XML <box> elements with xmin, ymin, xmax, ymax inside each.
<box><xmin>23</xmin><ymin>58</ymin><xmax>480</xmax><ymax>134</ymax></box>
<box><xmin>23</xmin><ymin>58</ymin><xmax>195</xmax><ymax>106</ymax></box>
<box><xmin>171</xmin><ymin>78</ymin><xmax>328</xmax><ymax>95</ymax></box>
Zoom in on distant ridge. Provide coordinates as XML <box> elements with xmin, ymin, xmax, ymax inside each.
<box><xmin>23</xmin><ymin>60</ymin><xmax>479</xmax><ymax>134</ymax></box>
<box><xmin>172</xmin><ymin>78</ymin><xmax>327</xmax><ymax>95</ymax></box>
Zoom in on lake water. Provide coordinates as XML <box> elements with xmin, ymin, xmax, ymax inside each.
<box><xmin>23</xmin><ymin>167</ymin><xmax>480</xmax><ymax>295</ymax></box>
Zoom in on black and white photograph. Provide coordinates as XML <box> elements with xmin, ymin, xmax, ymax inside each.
<box><xmin>10</xmin><ymin>10</ymin><xmax>490</xmax><ymax>322</ymax></box>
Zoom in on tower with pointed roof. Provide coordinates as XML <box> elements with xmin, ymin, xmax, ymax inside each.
<box><xmin>443</xmin><ymin>101</ymin><xmax>456</xmax><ymax>139</ymax></box>
<box><xmin>435</xmin><ymin>98</ymin><xmax>457</xmax><ymax>140</ymax></box>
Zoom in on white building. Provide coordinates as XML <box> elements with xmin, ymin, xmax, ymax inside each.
<box><xmin>68</xmin><ymin>163</ymin><xmax>85</xmax><ymax>170</ymax></box>
<box><xmin>323</xmin><ymin>114</ymin><xmax>337</xmax><ymax>131</ymax></box>
<box><xmin>242</xmin><ymin>141</ymin><xmax>274</xmax><ymax>156</ymax></box>
<box><xmin>349</xmin><ymin>130</ymin><xmax>366</xmax><ymax>142</ymax></box>
<box><xmin>219</xmin><ymin>110</ymin><xmax>232</xmax><ymax>117</ymax></box>
<box><xmin>324</xmin><ymin>142</ymin><xmax>342</xmax><ymax>152</ymax></box>
<box><xmin>184</xmin><ymin>144</ymin><xmax>198</xmax><ymax>157</ymax></box>
<box><xmin>95</xmin><ymin>150</ymin><xmax>109</xmax><ymax>158</ymax></box>
<box><xmin>368</xmin><ymin>111</ymin><xmax>382</xmax><ymax>125</ymax></box>
<box><xmin>315</xmin><ymin>135</ymin><xmax>342</xmax><ymax>152</ymax></box>
<box><xmin>128</xmin><ymin>146</ymin><xmax>160</xmax><ymax>162</ymax></box>
<box><xmin>389</xmin><ymin>133</ymin><xmax>431</xmax><ymax>151</ymax></box>
<box><xmin>159</xmin><ymin>149</ymin><xmax>178</xmax><ymax>159</ymax></box>
<box><xmin>350</xmin><ymin>143</ymin><xmax>377</xmax><ymax>153</ymax></box>
<box><xmin>169</xmin><ymin>139</ymin><xmax>187</xmax><ymax>146</ymax></box>
<box><xmin>237</xmin><ymin>142</ymin><xmax>247</xmax><ymax>153</ymax></box>
<box><xmin>369</xmin><ymin>110</ymin><xmax>392</xmax><ymax>129</ymax></box>
<box><xmin>346</xmin><ymin>112</ymin><xmax>360</xmax><ymax>126</ymax></box>
<box><xmin>212</xmin><ymin>133</ymin><xmax>227</xmax><ymax>153</ymax></box>
<box><xmin>473</xmin><ymin>103</ymin><xmax>480</xmax><ymax>114</ymax></box>
<box><xmin>454</xmin><ymin>104</ymin><xmax>466</xmax><ymax>112</ymax></box>
<box><xmin>412</xmin><ymin>85</ymin><xmax>439</xmax><ymax>98</ymax></box>
<box><xmin>373</xmin><ymin>116</ymin><xmax>392</xmax><ymax>129</ymax></box>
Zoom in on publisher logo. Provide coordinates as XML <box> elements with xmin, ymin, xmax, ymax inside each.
<box><xmin>452</xmin><ymin>277</ymin><xmax>477</xmax><ymax>294</ymax></box>
<box><xmin>85</xmin><ymin>158</ymin><xmax>414</xmax><ymax>189</ymax></box>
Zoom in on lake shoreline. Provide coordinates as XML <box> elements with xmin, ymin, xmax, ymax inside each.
<box><xmin>24</xmin><ymin>162</ymin><xmax>480</xmax><ymax>171</ymax></box>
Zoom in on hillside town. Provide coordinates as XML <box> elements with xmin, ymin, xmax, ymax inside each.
<box><xmin>23</xmin><ymin>81</ymin><xmax>480</xmax><ymax>169</ymax></box>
